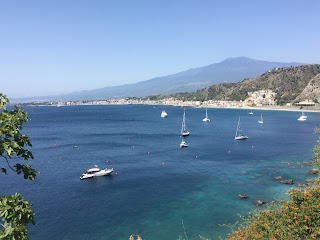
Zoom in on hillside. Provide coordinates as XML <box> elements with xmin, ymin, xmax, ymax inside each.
<box><xmin>295</xmin><ymin>73</ymin><xmax>320</xmax><ymax>103</ymax></box>
<box><xmin>162</xmin><ymin>64</ymin><xmax>320</xmax><ymax>104</ymax></box>
<box><xmin>12</xmin><ymin>57</ymin><xmax>303</xmax><ymax>103</ymax></box>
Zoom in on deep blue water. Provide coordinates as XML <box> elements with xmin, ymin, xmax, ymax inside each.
<box><xmin>1</xmin><ymin>105</ymin><xmax>319</xmax><ymax>239</ymax></box>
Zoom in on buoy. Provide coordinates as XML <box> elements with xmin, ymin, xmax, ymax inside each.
<box><xmin>228</xmin><ymin>150</ymin><xmax>231</xmax><ymax>154</ymax></box>
<box><xmin>54</xmin><ymin>144</ymin><xmax>57</xmax><ymax>147</ymax></box>
<box><xmin>148</xmin><ymin>152</ymin><xmax>150</xmax><ymax>154</ymax></box>
<box><xmin>38</xmin><ymin>172</ymin><xmax>41</xmax><ymax>174</ymax></box>
<box><xmin>252</xmin><ymin>146</ymin><xmax>254</xmax><ymax>148</ymax></box>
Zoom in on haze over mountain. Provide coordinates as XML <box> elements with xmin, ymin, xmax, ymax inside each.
<box><xmin>13</xmin><ymin>57</ymin><xmax>304</xmax><ymax>103</ymax></box>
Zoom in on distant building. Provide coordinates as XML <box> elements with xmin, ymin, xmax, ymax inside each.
<box><xmin>246</xmin><ymin>90</ymin><xmax>276</xmax><ymax>106</ymax></box>
<box><xmin>294</xmin><ymin>101</ymin><xmax>316</xmax><ymax>106</ymax></box>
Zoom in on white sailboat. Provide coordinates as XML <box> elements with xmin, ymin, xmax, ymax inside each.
<box><xmin>258</xmin><ymin>114</ymin><xmax>263</xmax><ymax>124</ymax></box>
<box><xmin>202</xmin><ymin>108</ymin><xmax>210</xmax><ymax>122</ymax></box>
<box><xmin>180</xmin><ymin>137</ymin><xmax>188</xmax><ymax>148</ymax></box>
<box><xmin>181</xmin><ymin>110</ymin><xmax>190</xmax><ymax>136</ymax></box>
<box><xmin>161</xmin><ymin>110</ymin><xmax>168</xmax><ymax>118</ymax></box>
<box><xmin>249</xmin><ymin>109</ymin><xmax>253</xmax><ymax>115</ymax></box>
<box><xmin>234</xmin><ymin>117</ymin><xmax>248</xmax><ymax>140</ymax></box>
<box><xmin>297</xmin><ymin>111</ymin><xmax>307</xmax><ymax>121</ymax></box>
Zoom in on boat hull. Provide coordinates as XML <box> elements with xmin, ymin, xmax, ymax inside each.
<box><xmin>181</xmin><ymin>132</ymin><xmax>190</xmax><ymax>137</ymax></box>
<box><xmin>297</xmin><ymin>117</ymin><xmax>307</xmax><ymax>121</ymax></box>
<box><xmin>80</xmin><ymin>168</ymin><xmax>114</xmax><ymax>180</ymax></box>
<box><xmin>180</xmin><ymin>143</ymin><xmax>188</xmax><ymax>148</ymax></box>
<box><xmin>235</xmin><ymin>135</ymin><xmax>248</xmax><ymax>140</ymax></box>
<box><xmin>161</xmin><ymin>111</ymin><xmax>168</xmax><ymax>118</ymax></box>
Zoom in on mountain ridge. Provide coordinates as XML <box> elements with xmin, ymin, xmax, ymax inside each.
<box><xmin>12</xmin><ymin>57</ymin><xmax>305</xmax><ymax>103</ymax></box>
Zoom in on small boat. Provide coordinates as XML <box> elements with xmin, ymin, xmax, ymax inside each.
<box><xmin>234</xmin><ymin>117</ymin><xmax>248</xmax><ymax>140</ymax></box>
<box><xmin>249</xmin><ymin>109</ymin><xmax>253</xmax><ymax>115</ymax></box>
<box><xmin>297</xmin><ymin>111</ymin><xmax>307</xmax><ymax>121</ymax></box>
<box><xmin>180</xmin><ymin>137</ymin><xmax>188</xmax><ymax>148</ymax></box>
<box><xmin>161</xmin><ymin>110</ymin><xmax>168</xmax><ymax>118</ymax></box>
<box><xmin>80</xmin><ymin>165</ymin><xmax>114</xmax><ymax>180</ymax></box>
<box><xmin>258</xmin><ymin>114</ymin><xmax>263</xmax><ymax>124</ymax></box>
<box><xmin>181</xmin><ymin>110</ymin><xmax>189</xmax><ymax>136</ymax></box>
<box><xmin>202</xmin><ymin>108</ymin><xmax>210</xmax><ymax>122</ymax></box>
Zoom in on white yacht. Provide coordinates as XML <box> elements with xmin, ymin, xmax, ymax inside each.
<box><xmin>161</xmin><ymin>110</ymin><xmax>168</xmax><ymax>118</ymax></box>
<box><xmin>202</xmin><ymin>108</ymin><xmax>210</xmax><ymax>122</ymax></box>
<box><xmin>297</xmin><ymin>111</ymin><xmax>307</xmax><ymax>121</ymax></box>
<box><xmin>80</xmin><ymin>165</ymin><xmax>114</xmax><ymax>180</ymax></box>
<box><xmin>180</xmin><ymin>137</ymin><xmax>188</xmax><ymax>148</ymax></box>
<box><xmin>234</xmin><ymin>117</ymin><xmax>248</xmax><ymax>140</ymax></box>
<box><xmin>181</xmin><ymin>110</ymin><xmax>190</xmax><ymax>136</ymax></box>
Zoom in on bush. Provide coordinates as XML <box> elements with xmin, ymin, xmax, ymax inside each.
<box><xmin>226</xmin><ymin>184</ymin><xmax>320</xmax><ymax>240</ymax></box>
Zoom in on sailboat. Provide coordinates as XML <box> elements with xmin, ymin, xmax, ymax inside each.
<box><xmin>297</xmin><ymin>111</ymin><xmax>307</xmax><ymax>121</ymax></box>
<box><xmin>249</xmin><ymin>109</ymin><xmax>253</xmax><ymax>115</ymax></box>
<box><xmin>258</xmin><ymin>114</ymin><xmax>263</xmax><ymax>124</ymax></box>
<box><xmin>234</xmin><ymin>117</ymin><xmax>248</xmax><ymax>140</ymax></box>
<box><xmin>180</xmin><ymin>137</ymin><xmax>188</xmax><ymax>148</ymax></box>
<box><xmin>202</xmin><ymin>108</ymin><xmax>210</xmax><ymax>122</ymax></box>
<box><xmin>181</xmin><ymin>110</ymin><xmax>190</xmax><ymax>136</ymax></box>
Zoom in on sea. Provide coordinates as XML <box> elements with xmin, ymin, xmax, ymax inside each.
<box><xmin>1</xmin><ymin>105</ymin><xmax>319</xmax><ymax>240</ymax></box>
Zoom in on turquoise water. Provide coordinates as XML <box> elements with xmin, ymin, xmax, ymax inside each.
<box><xmin>1</xmin><ymin>105</ymin><xmax>319</xmax><ymax>239</ymax></box>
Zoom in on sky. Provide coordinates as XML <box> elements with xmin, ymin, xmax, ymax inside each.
<box><xmin>1</xmin><ymin>0</ymin><xmax>320</xmax><ymax>99</ymax></box>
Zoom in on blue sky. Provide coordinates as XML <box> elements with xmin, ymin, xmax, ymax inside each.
<box><xmin>1</xmin><ymin>0</ymin><xmax>320</xmax><ymax>98</ymax></box>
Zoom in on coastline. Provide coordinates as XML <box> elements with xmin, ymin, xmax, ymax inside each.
<box><xmin>219</xmin><ymin>105</ymin><xmax>320</xmax><ymax>113</ymax></box>
<box><xmin>22</xmin><ymin>98</ymin><xmax>320</xmax><ymax>113</ymax></box>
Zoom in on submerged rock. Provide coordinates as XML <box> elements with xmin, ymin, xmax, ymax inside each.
<box><xmin>255</xmin><ymin>200</ymin><xmax>265</xmax><ymax>206</ymax></box>
<box><xmin>308</xmin><ymin>169</ymin><xmax>319</xmax><ymax>174</ymax></box>
<box><xmin>280</xmin><ymin>179</ymin><xmax>294</xmax><ymax>184</ymax></box>
<box><xmin>239</xmin><ymin>194</ymin><xmax>248</xmax><ymax>199</ymax></box>
<box><xmin>297</xmin><ymin>183</ymin><xmax>306</xmax><ymax>187</ymax></box>
<box><xmin>306</xmin><ymin>180</ymin><xmax>314</xmax><ymax>185</ymax></box>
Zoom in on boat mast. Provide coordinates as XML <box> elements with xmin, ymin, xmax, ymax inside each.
<box><xmin>235</xmin><ymin>117</ymin><xmax>241</xmax><ymax>138</ymax></box>
<box><xmin>183</xmin><ymin>110</ymin><xmax>186</xmax><ymax>132</ymax></box>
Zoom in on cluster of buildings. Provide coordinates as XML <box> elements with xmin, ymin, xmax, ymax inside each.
<box><xmin>34</xmin><ymin>89</ymin><xmax>316</xmax><ymax>109</ymax></box>
<box><xmin>245</xmin><ymin>90</ymin><xmax>277</xmax><ymax>106</ymax></box>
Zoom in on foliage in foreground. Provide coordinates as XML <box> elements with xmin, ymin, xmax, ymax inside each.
<box><xmin>226</xmin><ymin>183</ymin><xmax>320</xmax><ymax>240</ymax></box>
<box><xmin>0</xmin><ymin>193</ymin><xmax>35</xmax><ymax>239</ymax></box>
<box><xmin>0</xmin><ymin>93</ymin><xmax>36</xmax><ymax>239</ymax></box>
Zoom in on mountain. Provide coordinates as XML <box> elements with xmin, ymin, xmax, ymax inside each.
<box><xmin>167</xmin><ymin>64</ymin><xmax>320</xmax><ymax>105</ymax></box>
<box><xmin>12</xmin><ymin>57</ymin><xmax>304</xmax><ymax>103</ymax></box>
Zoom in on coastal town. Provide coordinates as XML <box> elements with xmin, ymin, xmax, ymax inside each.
<box><xmin>27</xmin><ymin>89</ymin><xmax>318</xmax><ymax>111</ymax></box>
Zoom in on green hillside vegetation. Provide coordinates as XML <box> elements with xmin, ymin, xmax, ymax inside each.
<box><xmin>144</xmin><ymin>64</ymin><xmax>320</xmax><ymax>105</ymax></box>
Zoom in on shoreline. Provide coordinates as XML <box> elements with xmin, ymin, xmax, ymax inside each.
<box><xmin>217</xmin><ymin>105</ymin><xmax>320</xmax><ymax>113</ymax></box>
<box><xmin>22</xmin><ymin>98</ymin><xmax>320</xmax><ymax>113</ymax></box>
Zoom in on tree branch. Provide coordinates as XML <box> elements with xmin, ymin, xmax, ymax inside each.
<box><xmin>4</xmin><ymin>156</ymin><xmax>16</xmax><ymax>172</ymax></box>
